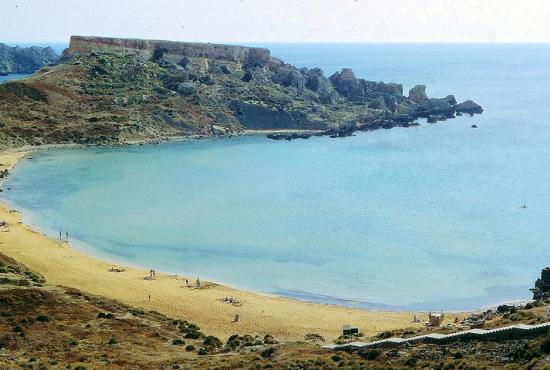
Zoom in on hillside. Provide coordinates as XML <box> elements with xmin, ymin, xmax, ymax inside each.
<box><xmin>0</xmin><ymin>36</ymin><xmax>482</xmax><ymax>149</ymax></box>
<box><xmin>1</xmin><ymin>252</ymin><xmax>549</xmax><ymax>369</ymax></box>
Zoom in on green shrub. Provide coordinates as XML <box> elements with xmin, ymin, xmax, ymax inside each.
<box><xmin>36</xmin><ymin>315</ymin><xmax>49</xmax><ymax>322</ymax></box>
<box><xmin>185</xmin><ymin>344</ymin><xmax>195</xmax><ymax>351</ymax></box>
<box><xmin>108</xmin><ymin>336</ymin><xmax>118</xmax><ymax>345</ymax></box>
<box><xmin>184</xmin><ymin>330</ymin><xmax>201</xmax><ymax>339</ymax></box>
<box><xmin>97</xmin><ymin>312</ymin><xmax>114</xmax><ymax>319</ymax></box>
<box><xmin>172</xmin><ymin>338</ymin><xmax>185</xmax><ymax>345</ymax></box>
<box><xmin>198</xmin><ymin>347</ymin><xmax>208</xmax><ymax>356</ymax></box>
<box><xmin>541</xmin><ymin>339</ymin><xmax>550</xmax><ymax>354</ymax></box>
<box><xmin>203</xmin><ymin>335</ymin><xmax>222</xmax><ymax>348</ymax></box>
<box><xmin>260</xmin><ymin>347</ymin><xmax>275</xmax><ymax>359</ymax></box>
<box><xmin>359</xmin><ymin>349</ymin><xmax>380</xmax><ymax>361</ymax></box>
<box><xmin>13</xmin><ymin>324</ymin><xmax>23</xmax><ymax>333</ymax></box>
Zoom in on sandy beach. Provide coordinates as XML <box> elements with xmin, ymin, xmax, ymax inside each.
<box><xmin>0</xmin><ymin>150</ymin><xmax>464</xmax><ymax>341</ymax></box>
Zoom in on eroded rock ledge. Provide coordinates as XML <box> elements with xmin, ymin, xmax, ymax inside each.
<box><xmin>0</xmin><ymin>36</ymin><xmax>482</xmax><ymax>148</ymax></box>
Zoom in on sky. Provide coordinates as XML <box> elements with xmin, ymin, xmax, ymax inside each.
<box><xmin>1</xmin><ymin>0</ymin><xmax>550</xmax><ymax>43</ymax></box>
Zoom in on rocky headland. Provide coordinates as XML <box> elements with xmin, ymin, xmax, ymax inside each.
<box><xmin>0</xmin><ymin>36</ymin><xmax>482</xmax><ymax>149</ymax></box>
<box><xmin>0</xmin><ymin>43</ymin><xmax>59</xmax><ymax>75</ymax></box>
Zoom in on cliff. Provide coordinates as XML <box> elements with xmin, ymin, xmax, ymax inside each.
<box><xmin>0</xmin><ymin>43</ymin><xmax>59</xmax><ymax>74</ymax></box>
<box><xmin>62</xmin><ymin>36</ymin><xmax>270</xmax><ymax>68</ymax></box>
<box><xmin>0</xmin><ymin>36</ymin><xmax>482</xmax><ymax>148</ymax></box>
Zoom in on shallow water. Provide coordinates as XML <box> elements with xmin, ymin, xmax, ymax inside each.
<box><xmin>0</xmin><ymin>73</ymin><xmax>31</xmax><ymax>83</ymax></box>
<box><xmin>3</xmin><ymin>44</ymin><xmax>550</xmax><ymax>310</ymax></box>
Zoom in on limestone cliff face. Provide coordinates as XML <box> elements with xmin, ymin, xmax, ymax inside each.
<box><xmin>62</xmin><ymin>36</ymin><xmax>270</xmax><ymax>67</ymax></box>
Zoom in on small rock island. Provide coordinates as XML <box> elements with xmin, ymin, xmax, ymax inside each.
<box><xmin>0</xmin><ymin>36</ymin><xmax>482</xmax><ymax>148</ymax></box>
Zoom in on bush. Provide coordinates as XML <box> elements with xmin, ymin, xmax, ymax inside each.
<box><xmin>541</xmin><ymin>339</ymin><xmax>550</xmax><ymax>354</ymax></box>
<box><xmin>198</xmin><ymin>347</ymin><xmax>208</xmax><ymax>356</ymax></box>
<box><xmin>359</xmin><ymin>349</ymin><xmax>381</xmax><ymax>361</ymax></box>
<box><xmin>404</xmin><ymin>358</ymin><xmax>417</xmax><ymax>367</ymax></box>
<box><xmin>185</xmin><ymin>344</ymin><xmax>195</xmax><ymax>352</ymax></box>
<box><xmin>452</xmin><ymin>351</ymin><xmax>464</xmax><ymax>359</ymax></box>
<box><xmin>108</xmin><ymin>336</ymin><xmax>118</xmax><ymax>345</ymax></box>
<box><xmin>13</xmin><ymin>324</ymin><xmax>22</xmax><ymax>333</ymax></box>
<box><xmin>524</xmin><ymin>302</ymin><xmax>534</xmax><ymax>309</ymax></box>
<box><xmin>172</xmin><ymin>338</ymin><xmax>185</xmax><ymax>345</ymax></box>
<box><xmin>36</xmin><ymin>315</ymin><xmax>49</xmax><ymax>322</ymax></box>
<box><xmin>203</xmin><ymin>335</ymin><xmax>222</xmax><ymax>348</ymax></box>
<box><xmin>330</xmin><ymin>354</ymin><xmax>342</xmax><ymax>362</ymax></box>
<box><xmin>260</xmin><ymin>347</ymin><xmax>276</xmax><ymax>359</ymax></box>
<box><xmin>184</xmin><ymin>330</ymin><xmax>202</xmax><ymax>339</ymax></box>
<box><xmin>97</xmin><ymin>312</ymin><xmax>114</xmax><ymax>319</ymax></box>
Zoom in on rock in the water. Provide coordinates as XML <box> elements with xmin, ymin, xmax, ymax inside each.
<box><xmin>531</xmin><ymin>267</ymin><xmax>550</xmax><ymax>301</ymax></box>
<box><xmin>471</xmin><ymin>124</ymin><xmax>478</xmax><ymax>128</ymax></box>
<box><xmin>408</xmin><ymin>85</ymin><xmax>428</xmax><ymax>104</ymax></box>
<box><xmin>455</xmin><ymin>100</ymin><xmax>483</xmax><ymax>114</ymax></box>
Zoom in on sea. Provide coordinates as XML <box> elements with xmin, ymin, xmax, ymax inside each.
<box><xmin>2</xmin><ymin>43</ymin><xmax>550</xmax><ymax>311</ymax></box>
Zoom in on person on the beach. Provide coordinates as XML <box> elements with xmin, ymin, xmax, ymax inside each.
<box><xmin>185</xmin><ymin>279</ymin><xmax>190</xmax><ymax>287</ymax></box>
<box><xmin>196</xmin><ymin>277</ymin><xmax>201</xmax><ymax>288</ymax></box>
<box><xmin>148</xmin><ymin>294</ymin><xmax>151</xmax><ymax>301</ymax></box>
<box><xmin>66</xmin><ymin>231</ymin><xmax>69</xmax><ymax>241</ymax></box>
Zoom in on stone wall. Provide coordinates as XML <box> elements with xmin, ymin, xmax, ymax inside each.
<box><xmin>62</xmin><ymin>36</ymin><xmax>270</xmax><ymax>67</ymax></box>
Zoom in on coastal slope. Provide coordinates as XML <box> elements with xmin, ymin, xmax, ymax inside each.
<box><xmin>0</xmin><ymin>36</ymin><xmax>482</xmax><ymax>149</ymax></box>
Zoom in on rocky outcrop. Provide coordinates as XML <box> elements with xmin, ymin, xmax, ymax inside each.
<box><xmin>408</xmin><ymin>85</ymin><xmax>428</xmax><ymax>104</ymax></box>
<box><xmin>62</xmin><ymin>36</ymin><xmax>270</xmax><ymax>68</ymax></box>
<box><xmin>0</xmin><ymin>36</ymin><xmax>483</xmax><ymax>149</ymax></box>
<box><xmin>455</xmin><ymin>100</ymin><xmax>484</xmax><ymax>114</ymax></box>
<box><xmin>0</xmin><ymin>43</ymin><xmax>59</xmax><ymax>74</ymax></box>
<box><xmin>531</xmin><ymin>267</ymin><xmax>550</xmax><ymax>301</ymax></box>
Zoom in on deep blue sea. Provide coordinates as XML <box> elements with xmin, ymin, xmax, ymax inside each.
<box><xmin>3</xmin><ymin>44</ymin><xmax>550</xmax><ymax>311</ymax></box>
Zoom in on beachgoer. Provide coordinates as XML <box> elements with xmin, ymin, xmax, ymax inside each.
<box><xmin>185</xmin><ymin>279</ymin><xmax>190</xmax><ymax>287</ymax></box>
<box><xmin>148</xmin><ymin>294</ymin><xmax>151</xmax><ymax>301</ymax></box>
<box><xmin>59</xmin><ymin>231</ymin><xmax>62</xmax><ymax>240</ymax></box>
<box><xmin>196</xmin><ymin>277</ymin><xmax>201</xmax><ymax>288</ymax></box>
<box><xmin>66</xmin><ymin>232</ymin><xmax>69</xmax><ymax>241</ymax></box>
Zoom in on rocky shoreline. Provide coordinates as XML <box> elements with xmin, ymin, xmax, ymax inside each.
<box><xmin>0</xmin><ymin>36</ymin><xmax>482</xmax><ymax>149</ymax></box>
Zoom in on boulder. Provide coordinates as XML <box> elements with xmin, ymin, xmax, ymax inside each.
<box><xmin>271</xmin><ymin>64</ymin><xmax>305</xmax><ymax>90</ymax></box>
<box><xmin>329</xmin><ymin>68</ymin><xmax>364</xmax><ymax>98</ymax></box>
<box><xmin>417</xmin><ymin>97</ymin><xmax>456</xmax><ymax>117</ymax></box>
<box><xmin>455</xmin><ymin>100</ymin><xmax>483</xmax><ymax>114</ymax></box>
<box><xmin>220</xmin><ymin>64</ymin><xmax>232</xmax><ymax>74</ymax></box>
<box><xmin>531</xmin><ymin>267</ymin><xmax>550</xmax><ymax>301</ymax></box>
<box><xmin>408</xmin><ymin>85</ymin><xmax>428</xmax><ymax>104</ymax></box>
<box><xmin>363</xmin><ymin>81</ymin><xmax>403</xmax><ymax>96</ymax></box>
<box><xmin>367</xmin><ymin>94</ymin><xmax>398</xmax><ymax>112</ymax></box>
<box><xmin>177</xmin><ymin>82</ymin><xmax>196</xmax><ymax>95</ymax></box>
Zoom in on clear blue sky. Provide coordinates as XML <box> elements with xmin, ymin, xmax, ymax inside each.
<box><xmin>1</xmin><ymin>0</ymin><xmax>550</xmax><ymax>43</ymax></box>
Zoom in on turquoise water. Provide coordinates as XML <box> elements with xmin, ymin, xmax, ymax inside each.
<box><xmin>0</xmin><ymin>73</ymin><xmax>31</xmax><ymax>83</ymax></box>
<box><xmin>3</xmin><ymin>44</ymin><xmax>550</xmax><ymax>311</ymax></box>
